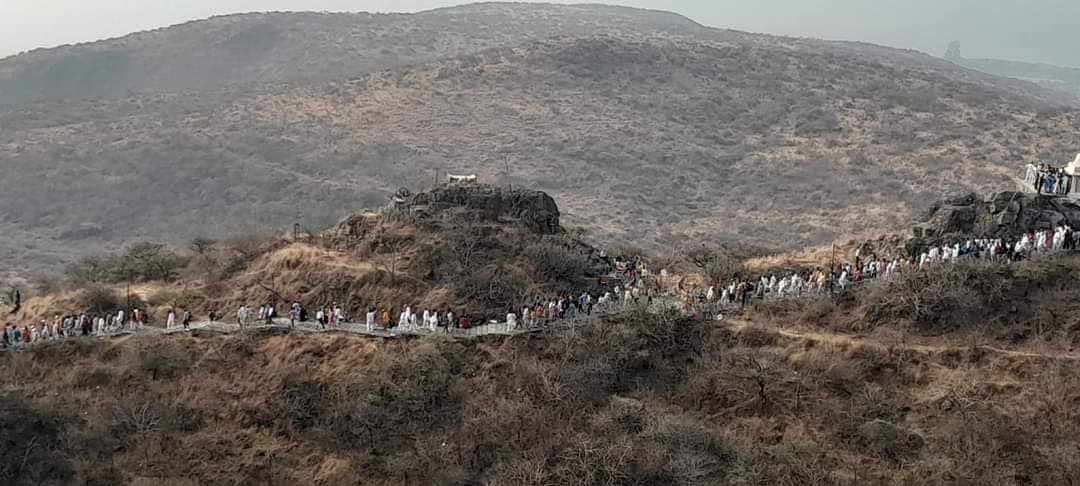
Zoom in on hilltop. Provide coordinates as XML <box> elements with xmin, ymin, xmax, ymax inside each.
<box><xmin>8</xmin><ymin>184</ymin><xmax>608</xmax><ymax>324</ymax></box>
<box><xmin>2</xmin><ymin>4</ymin><xmax>1071</xmax><ymax>107</ymax></box>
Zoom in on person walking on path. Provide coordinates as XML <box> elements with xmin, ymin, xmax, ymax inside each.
<box><xmin>506</xmin><ymin>309</ymin><xmax>518</xmax><ymax>333</ymax></box>
<box><xmin>237</xmin><ymin>305</ymin><xmax>248</xmax><ymax>329</ymax></box>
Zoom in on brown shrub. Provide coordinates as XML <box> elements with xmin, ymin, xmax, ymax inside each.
<box><xmin>138</xmin><ymin>341</ymin><xmax>193</xmax><ymax>380</ymax></box>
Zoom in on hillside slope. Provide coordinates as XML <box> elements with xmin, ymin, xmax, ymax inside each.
<box><xmin>5</xmin><ymin>278</ymin><xmax>1080</xmax><ymax>485</ymax></box>
<box><xmin>2</xmin><ymin>32</ymin><xmax>1078</xmax><ymax>270</ymax></box>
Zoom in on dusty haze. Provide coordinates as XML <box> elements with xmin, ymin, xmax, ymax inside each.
<box><xmin>2</xmin><ymin>0</ymin><xmax>1079</xmax><ymax>66</ymax></box>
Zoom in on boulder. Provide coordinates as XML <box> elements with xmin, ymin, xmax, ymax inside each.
<box><xmin>928</xmin><ymin>204</ymin><xmax>977</xmax><ymax>234</ymax></box>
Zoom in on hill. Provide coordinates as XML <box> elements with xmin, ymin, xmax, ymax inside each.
<box><xmin>0</xmin><ymin>3</ymin><xmax>709</xmax><ymax>105</ymax></box>
<box><xmin>8</xmin><ymin>184</ymin><xmax>609</xmax><ymax>324</ymax></box>
<box><xmin>2</xmin><ymin>4</ymin><xmax>1072</xmax><ymax>107</ymax></box>
<box><xmin>3</xmin><ymin>25</ymin><xmax>1079</xmax><ymax>271</ymax></box>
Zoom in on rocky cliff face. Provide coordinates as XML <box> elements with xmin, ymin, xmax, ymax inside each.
<box><xmin>913</xmin><ymin>191</ymin><xmax>1080</xmax><ymax>241</ymax></box>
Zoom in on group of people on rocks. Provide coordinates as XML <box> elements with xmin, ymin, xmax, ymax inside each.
<box><xmin>1026</xmin><ymin>163</ymin><xmax>1075</xmax><ymax>196</ymax></box>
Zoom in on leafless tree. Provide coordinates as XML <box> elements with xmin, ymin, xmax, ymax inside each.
<box><xmin>684</xmin><ymin>243</ymin><xmax>744</xmax><ymax>287</ymax></box>
<box><xmin>451</xmin><ymin>223</ymin><xmax>486</xmax><ymax>270</ymax></box>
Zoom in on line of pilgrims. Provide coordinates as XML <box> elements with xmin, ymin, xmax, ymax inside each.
<box><xmin>7</xmin><ymin>227</ymin><xmax>1078</xmax><ymax>349</ymax></box>
<box><xmin>2</xmin><ymin>308</ymin><xmax>179</xmax><ymax>347</ymax></box>
<box><xmin>384</xmin><ymin>292</ymin><xmax>601</xmax><ymax>334</ymax></box>
<box><xmin>700</xmin><ymin>226</ymin><xmax>1078</xmax><ymax>308</ymax></box>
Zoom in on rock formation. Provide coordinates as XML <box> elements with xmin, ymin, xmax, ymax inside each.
<box><xmin>395</xmin><ymin>183</ymin><xmax>562</xmax><ymax>235</ymax></box>
<box><xmin>912</xmin><ymin>191</ymin><xmax>1080</xmax><ymax>241</ymax></box>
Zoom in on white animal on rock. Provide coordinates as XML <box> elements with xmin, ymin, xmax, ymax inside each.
<box><xmin>447</xmin><ymin>174</ymin><xmax>478</xmax><ymax>184</ymax></box>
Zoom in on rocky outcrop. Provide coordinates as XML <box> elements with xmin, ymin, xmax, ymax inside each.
<box><xmin>396</xmin><ymin>183</ymin><xmax>561</xmax><ymax>235</ymax></box>
<box><xmin>912</xmin><ymin>191</ymin><xmax>1080</xmax><ymax>241</ymax></box>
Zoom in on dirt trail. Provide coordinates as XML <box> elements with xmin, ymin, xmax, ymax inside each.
<box><xmin>725</xmin><ymin>318</ymin><xmax>1080</xmax><ymax>362</ymax></box>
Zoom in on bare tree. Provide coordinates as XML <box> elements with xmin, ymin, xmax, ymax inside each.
<box><xmin>189</xmin><ymin>237</ymin><xmax>216</xmax><ymax>255</ymax></box>
<box><xmin>684</xmin><ymin>243</ymin><xmax>744</xmax><ymax>287</ymax></box>
<box><xmin>451</xmin><ymin>223</ymin><xmax>486</xmax><ymax>270</ymax></box>
<box><xmin>188</xmin><ymin>237</ymin><xmax>220</xmax><ymax>281</ymax></box>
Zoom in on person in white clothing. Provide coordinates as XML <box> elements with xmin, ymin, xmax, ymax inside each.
<box><xmin>506</xmin><ymin>311</ymin><xmax>518</xmax><ymax>332</ymax></box>
<box><xmin>366</xmin><ymin>309</ymin><xmax>376</xmax><ymax>332</ymax></box>
<box><xmin>166</xmin><ymin>310</ymin><xmax>176</xmax><ymax>329</ymax></box>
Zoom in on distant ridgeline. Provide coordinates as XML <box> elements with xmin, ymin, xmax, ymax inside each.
<box><xmin>945</xmin><ymin>42</ymin><xmax>1080</xmax><ymax>99</ymax></box>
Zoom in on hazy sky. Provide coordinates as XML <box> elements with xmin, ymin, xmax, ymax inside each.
<box><xmin>2</xmin><ymin>0</ymin><xmax>1078</xmax><ymax>67</ymax></box>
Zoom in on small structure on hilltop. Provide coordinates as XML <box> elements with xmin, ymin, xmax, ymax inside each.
<box><xmin>446</xmin><ymin>174</ymin><xmax>478</xmax><ymax>184</ymax></box>
<box><xmin>1022</xmin><ymin>154</ymin><xmax>1080</xmax><ymax>197</ymax></box>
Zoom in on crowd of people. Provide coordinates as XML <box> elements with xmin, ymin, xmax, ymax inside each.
<box><xmin>4</xmin><ymin>225</ymin><xmax>1079</xmax><ymax>350</ymax></box>
<box><xmin>693</xmin><ymin>226</ymin><xmax>1079</xmax><ymax>314</ymax></box>
<box><xmin>2</xmin><ymin>308</ymin><xmax>193</xmax><ymax>349</ymax></box>
<box><xmin>271</xmin><ymin>291</ymin><xmax>607</xmax><ymax>335</ymax></box>
<box><xmin>1025</xmin><ymin>163</ymin><xmax>1075</xmax><ymax>196</ymax></box>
